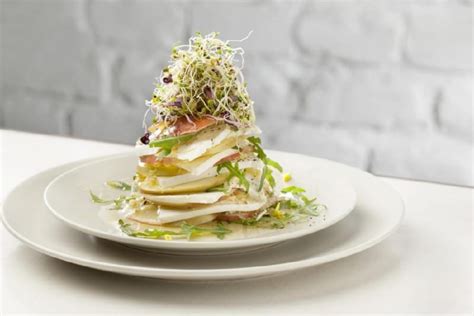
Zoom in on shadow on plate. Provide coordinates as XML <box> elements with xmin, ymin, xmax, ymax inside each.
<box><xmin>7</xmin><ymin>218</ymin><xmax>405</xmax><ymax>308</ymax></box>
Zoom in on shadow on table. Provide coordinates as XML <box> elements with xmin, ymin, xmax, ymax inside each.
<box><xmin>10</xmin><ymin>234</ymin><xmax>405</xmax><ymax>308</ymax></box>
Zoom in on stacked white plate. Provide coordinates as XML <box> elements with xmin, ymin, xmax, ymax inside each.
<box><xmin>1</xmin><ymin>150</ymin><xmax>404</xmax><ymax>281</ymax></box>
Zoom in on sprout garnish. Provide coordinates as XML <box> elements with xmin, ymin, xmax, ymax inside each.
<box><xmin>144</xmin><ymin>32</ymin><xmax>255</xmax><ymax>129</ymax></box>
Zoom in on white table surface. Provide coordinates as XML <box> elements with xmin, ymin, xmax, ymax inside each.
<box><xmin>1</xmin><ymin>129</ymin><xmax>472</xmax><ymax>315</ymax></box>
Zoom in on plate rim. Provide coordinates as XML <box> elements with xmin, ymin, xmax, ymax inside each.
<box><xmin>43</xmin><ymin>152</ymin><xmax>358</xmax><ymax>250</ymax></box>
<box><xmin>1</xmin><ymin>151</ymin><xmax>405</xmax><ymax>280</ymax></box>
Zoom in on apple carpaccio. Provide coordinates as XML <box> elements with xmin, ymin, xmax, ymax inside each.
<box><xmin>90</xmin><ymin>32</ymin><xmax>325</xmax><ymax>240</ymax></box>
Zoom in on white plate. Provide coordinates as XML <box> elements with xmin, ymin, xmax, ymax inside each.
<box><xmin>1</xmin><ymin>152</ymin><xmax>404</xmax><ymax>281</ymax></box>
<box><xmin>43</xmin><ymin>152</ymin><xmax>357</xmax><ymax>254</ymax></box>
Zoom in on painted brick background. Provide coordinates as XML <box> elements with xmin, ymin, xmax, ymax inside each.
<box><xmin>1</xmin><ymin>0</ymin><xmax>473</xmax><ymax>186</ymax></box>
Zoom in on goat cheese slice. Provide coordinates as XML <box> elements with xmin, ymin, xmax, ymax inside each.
<box><xmin>142</xmin><ymin>192</ymin><xmax>225</xmax><ymax>206</ymax></box>
<box><xmin>175</xmin><ymin>125</ymin><xmax>233</xmax><ymax>161</ymax></box>
<box><xmin>156</xmin><ymin>199</ymin><xmax>266</xmax><ymax>224</ymax></box>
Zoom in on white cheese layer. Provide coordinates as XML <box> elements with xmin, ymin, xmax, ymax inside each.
<box><xmin>188</xmin><ymin>148</ymin><xmax>238</xmax><ymax>175</ymax></box>
<box><xmin>174</xmin><ymin>125</ymin><xmax>261</xmax><ymax>162</ymax></box>
<box><xmin>144</xmin><ymin>153</ymin><xmax>266</xmax><ymax>192</ymax></box>
<box><xmin>242</xmin><ymin>125</ymin><xmax>262</xmax><ymax>138</ymax></box>
<box><xmin>177</xmin><ymin>148</ymin><xmax>239</xmax><ymax>176</ymax></box>
<box><xmin>133</xmin><ymin>145</ymin><xmax>158</xmax><ymax>156</ymax></box>
<box><xmin>175</xmin><ymin>125</ymin><xmax>232</xmax><ymax>161</ymax></box>
<box><xmin>142</xmin><ymin>192</ymin><xmax>225</xmax><ymax>206</ymax></box>
<box><xmin>156</xmin><ymin>167</ymin><xmax>219</xmax><ymax>188</ymax></box>
<box><xmin>156</xmin><ymin>199</ymin><xmax>266</xmax><ymax>224</ymax></box>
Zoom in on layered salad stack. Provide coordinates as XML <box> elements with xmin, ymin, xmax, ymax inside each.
<box><xmin>93</xmin><ymin>33</ymin><xmax>324</xmax><ymax>240</ymax></box>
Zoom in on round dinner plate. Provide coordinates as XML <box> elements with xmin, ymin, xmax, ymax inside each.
<box><xmin>44</xmin><ymin>153</ymin><xmax>357</xmax><ymax>254</ymax></box>
<box><xmin>1</xmin><ymin>151</ymin><xmax>404</xmax><ymax>281</ymax></box>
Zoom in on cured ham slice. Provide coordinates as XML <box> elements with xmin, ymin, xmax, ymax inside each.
<box><xmin>171</xmin><ymin>116</ymin><xmax>217</xmax><ymax>136</ymax></box>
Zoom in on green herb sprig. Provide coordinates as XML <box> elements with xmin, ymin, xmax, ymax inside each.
<box><xmin>206</xmin><ymin>183</ymin><xmax>229</xmax><ymax>193</ymax></box>
<box><xmin>281</xmin><ymin>186</ymin><xmax>306</xmax><ymax>194</ymax></box>
<box><xmin>106</xmin><ymin>180</ymin><xmax>131</xmax><ymax>191</ymax></box>
<box><xmin>118</xmin><ymin>220</ymin><xmax>232</xmax><ymax>240</ymax></box>
<box><xmin>280</xmin><ymin>186</ymin><xmax>326</xmax><ymax>216</ymax></box>
<box><xmin>149</xmin><ymin>133</ymin><xmax>196</xmax><ymax>155</ymax></box>
<box><xmin>90</xmin><ymin>191</ymin><xmax>135</xmax><ymax>210</ymax></box>
<box><xmin>217</xmin><ymin>161</ymin><xmax>250</xmax><ymax>192</ymax></box>
<box><xmin>248</xmin><ymin>136</ymin><xmax>282</xmax><ymax>191</ymax></box>
<box><xmin>233</xmin><ymin>210</ymin><xmax>294</xmax><ymax>229</ymax></box>
<box><xmin>119</xmin><ymin>219</ymin><xmax>180</xmax><ymax>238</ymax></box>
<box><xmin>180</xmin><ymin>223</ymin><xmax>231</xmax><ymax>240</ymax></box>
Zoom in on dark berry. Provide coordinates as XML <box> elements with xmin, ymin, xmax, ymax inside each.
<box><xmin>169</xmin><ymin>98</ymin><xmax>182</xmax><ymax>107</ymax></box>
<box><xmin>203</xmin><ymin>86</ymin><xmax>214</xmax><ymax>99</ymax></box>
<box><xmin>162</xmin><ymin>75</ymin><xmax>173</xmax><ymax>84</ymax></box>
<box><xmin>140</xmin><ymin>132</ymin><xmax>150</xmax><ymax>144</ymax></box>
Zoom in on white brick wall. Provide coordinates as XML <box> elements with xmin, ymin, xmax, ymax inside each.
<box><xmin>304</xmin><ymin>65</ymin><xmax>432</xmax><ymax>128</ymax></box>
<box><xmin>3</xmin><ymin>88</ymin><xmax>71</xmax><ymax>135</ymax></box>
<box><xmin>405</xmin><ymin>4</ymin><xmax>473</xmax><ymax>70</ymax></box>
<box><xmin>297</xmin><ymin>2</ymin><xmax>402</xmax><ymax>63</ymax></box>
<box><xmin>71</xmin><ymin>105</ymin><xmax>144</xmax><ymax>144</ymax></box>
<box><xmin>1</xmin><ymin>0</ymin><xmax>100</xmax><ymax>98</ymax></box>
<box><xmin>89</xmin><ymin>0</ymin><xmax>186</xmax><ymax>53</ymax></box>
<box><xmin>274</xmin><ymin>124</ymin><xmax>369</xmax><ymax>169</ymax></box>
<box><xmin>191</xmin><ymin>1</ymin><xmax>301</xmax><ymax>55</ymax></box>
<box><xmin>1</xmin><ymin>0</ymin><xmax>472</xmax><ymax>186</ymax></box>
<box><xmin>439</xmin><ymin>78</ymin><xmax>473</xmax><ymax>141</ymax></box>
<box><xmin>371</xmin><ymin>131</ymin><xmax>474</xmax><ymax>186</ymax></box>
